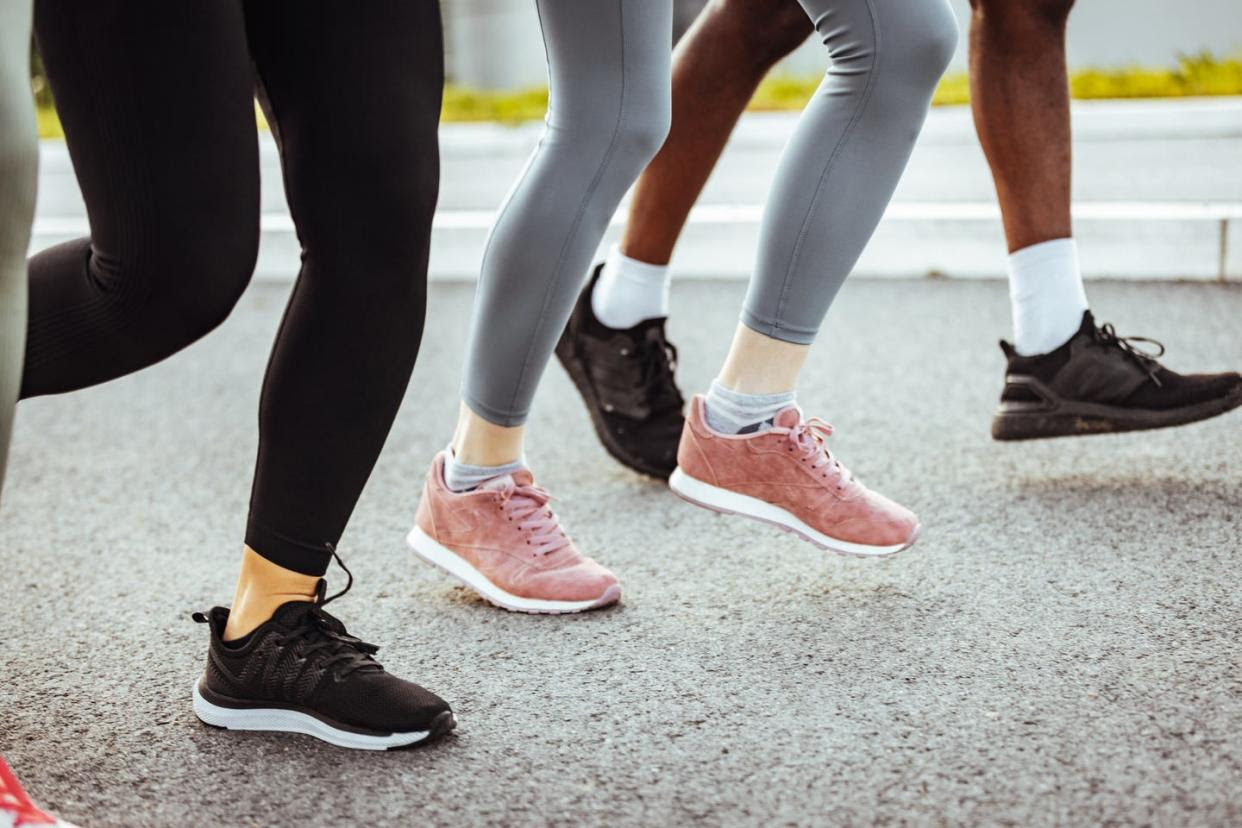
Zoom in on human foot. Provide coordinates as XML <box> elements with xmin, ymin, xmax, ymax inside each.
<box><xmin>555</xmin><ymin>264</ymin><xmax>685</xmax><ymax>479</ymax></box>
<box><xmin>193</xmin><ymin>566</ymin><xmax>455</xmax><ymax>751</ymax></box>
<box><xmin>408</xmin><ymin>452</ymin><xmax>621</xmax><ymax>613</ymax></box>
<box><xmin>992</xmin><ymin>311</ymin><xmax>1242</xmax><ymax>440</ymax></box>
<box><xmin>669</xmin><ymin>396</ymin><xmax>920</xmax><ymax>556</ymax></box>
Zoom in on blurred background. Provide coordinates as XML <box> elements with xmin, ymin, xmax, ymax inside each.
<box><xmin>27</xmin><ymin>0</ymin><xmax>1242</xmax><ymax>283</ymax></box>
<box><xmin>441</xmin><ymin>0</ymin><xmax>1242</xmax><ymax>90</ymax></box>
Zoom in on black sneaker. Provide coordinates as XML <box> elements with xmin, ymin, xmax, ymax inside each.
<box><xmin>555</xmin><ymin>264</ymin><xmax>686</xmax><ymax>479</ymax></box>
<box><xmin>992</xmin><ymin>311</ymin><xmax>1242</xmax><ymax>440</ymax></box>
<box><xmin>192</xmin><ymin>557</ymin><xmax>455</xmax><ymax>751</ymax></box>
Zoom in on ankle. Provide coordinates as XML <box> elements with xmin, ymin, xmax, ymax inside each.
<box><xmin>704</xmin><ymin>379</ymin><xmax>797</xmax><ymax>434</ymax></box>
<box><xmin>451</xmin><ymin>401</ymin><xmax>525</xmax><ymax>467</ymax></box>
<box><xmin>443</xmin><ymin>447</ymin><xmax>527</xmax><ymax>492</ymax></box>
<box><xmin>591</xmin><ymin>244</ymin><xmax>671</xmax><ymax>329</ymax></box>
<box><xmin>223</xmin><ymin>546</ymin><xmax>320</xmax><ymax>641</ymax></box>
<box><xmin>717</xmin><ymin>323</ymin><xmax>809</xmax><ymax>394</ymax></box>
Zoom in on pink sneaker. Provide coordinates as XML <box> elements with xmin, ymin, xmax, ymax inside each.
<box><xmin>668</xmin><ymin>396</ymin><xmax>920</xmax><ymax>556</ymax></box>
<box><xmin>407</xmin><ymin>452</ymin><xmax>621</xmax><ymax>614</ymax></box>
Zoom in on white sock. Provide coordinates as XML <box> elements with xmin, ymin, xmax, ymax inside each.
<box><xmin>443</xmin><ymin>448</ymin><xmax>527</xmax><ymax>492</ymax></box>
<box><xmin>1007</xmin><ymin>238</ymin><xmax>1089</xmax><ymax>356</ymax></box>
<box><xmin>590</xmin><ymin>244</ymin><xmax>671</xmax><ymax>329</ymax></box>
<box><xmin>704</xmin><ymin>379</ymin><xmax>797</xmax><ymax>435</ymax></box>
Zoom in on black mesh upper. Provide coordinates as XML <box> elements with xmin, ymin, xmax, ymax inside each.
<box><xmin>200</xmin><ymin>599</ymin><xmax>450</xmax><ymax>733</ymax></box>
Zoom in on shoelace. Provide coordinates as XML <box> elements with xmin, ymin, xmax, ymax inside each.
<box><xmin>194</xmin><ymin>545</ymin><xmax>382</xmax><ymax>681</ymax></box>
<box><xmin>495</xmin><ymin>481</ymin><xmax>572</xmax><ymax>557</ymax></box>
<box><xmin>279</xmin><ymin>546</ymin><xmax>383</xmax><ymax>680</ymax></box>
<box><xmin>1094</xmin><ymin>322</ymin><xmax>1166</xmax><ymax>387</ymax></box>
<box><xmin>787</xmin><ymin>418</ymin><xmax>854</xmax><ymax>489</ymax></box>
<box><xmin>0</xmin><ymin>756</ymin><xmax>58</xmax><ymax>826</ymax></box>
<box><xmin>634</xmin><ymin>334</ymin><xmax>684</xmax><ymax>414</ymax></box>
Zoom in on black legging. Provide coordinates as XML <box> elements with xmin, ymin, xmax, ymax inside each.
<box><xmin>23</xmin><ymin>0</ymin><xmax>443</xmax><ymax>576</ymax></box>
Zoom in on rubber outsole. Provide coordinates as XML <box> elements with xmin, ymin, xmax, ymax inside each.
<box><xmin>668</xmin><ymin>468</ymin><xmax>919</xmax><ymax>558</ymax></box>
<box><xmin>192</xmin><ymin>682</ymin><xmax>457</xmax><ymax>751</ymax></box>
<box><xmin>554</xmin><ymin>335</ymin><xmax>677</xmax><ymax>481</ymax></box>
<box><xmin>992</xmin><ymin>379</ymin><xmax>1242</xmax><ymax>440</ymax></box>
<box><xmin>407</xmin><ymin>525</ymin><xmax>622</xmax><ymax>615</ymax></box>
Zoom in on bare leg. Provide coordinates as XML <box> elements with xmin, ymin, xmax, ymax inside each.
<box><xmin>969</xmin><ymin>0</ymin><xmax>1074</xmax><ymax>252</ymax></box>
<box><xmin>452</xmin><ymin>403</ymin><xmax>524</xmax><ymax>466</ymax></box>
<box><xmin>620</xmin><ymin>0</ymin><xmax>811</xmax><ymax>265</ymax></box>
<box><xmin>717</xmin><ymin>323</ymin><xmax>808</xmax><ymax>395</ymax></box>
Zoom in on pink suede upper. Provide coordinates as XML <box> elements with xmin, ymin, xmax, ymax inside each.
<box><xmin>416</xmin><ymin>453</ymin><xmax>619</xmax><ymax>601</ymax></box>
<box><xmin>676</xmin><ymin>396</ymin><xmax>918</xmax><ymax>546</ymax></box>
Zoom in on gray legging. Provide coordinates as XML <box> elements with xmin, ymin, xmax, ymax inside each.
<box><xmin>0</xmin><ymin>0</ymin><xmax>37</xmax><ymax>499</ymax></box>
<box><xmin>461</xmin><ymin>0</ymin><xmax>673</xmax><ymax>427</ymax></box>
<box><xmin>463</xmin><ymin>0</ymin><xmax>956</xmax><ymax>428</ymax></box>
<box><xmin>744</xmin><ymin>0</ymin><xmax>958</xmax><ymax>344</ymax></box>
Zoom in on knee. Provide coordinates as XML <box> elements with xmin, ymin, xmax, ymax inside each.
<box><xmin>883</xmin><ymin>2</ymin><xmax>960</xmax><ymax>90</ymax></box>
<box><xmin>158</xmin><ymin>221</ymin><xmax>258</xmax><ymax>338</ymax></box>
<box><xmin>708</xmin><ymin>0</ymin><xmax>811</xmax><ymax>70</ymax></box>
<box><xmin>615</xmin><ymin>94</ymin><xmax>672</xmax><ymax>169</ymax></box>
<box><xmin>971</xmin><ymin>0</ymin><xmax>1074</xmax><ymax>29</ymax></box>
<box><xmin>291</xmin><ymin>143</ymin><xmax>438</xmax><ymax>290</ymax></box>
<box><xmin>820</xmin><ymin>0</ymin><xmax>957</xmax><ymax>95</ymax></box>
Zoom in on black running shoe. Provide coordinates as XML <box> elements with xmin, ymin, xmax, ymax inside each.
<box><xmin>555</xmin><ymin>264</ymin><xmax>686</xmax><ymax>479</ymax></box>
<box><xmin>992</xmin><ymin>311</ymin><xmax>1242</xmax><ymax>440</ymax></box>
<box><xmin>192</xmin><ymin>556</ymin><xmax>455</xmax><ymax>750</ymax></box>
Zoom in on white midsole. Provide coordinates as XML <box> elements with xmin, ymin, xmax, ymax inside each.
<box><xmin>668</xmin><ymin>467</ymin><xmax>913</xmax><ymax>556</ymax></box>
<box><xmin>192</xmin><ymin>683</ymin><xmax>430</xmax><ymax>751</ymax></box>
<box><xmin>406</xmin><ymin>525</ymin><xmax>613</xmax><ymax>613</ymax></box>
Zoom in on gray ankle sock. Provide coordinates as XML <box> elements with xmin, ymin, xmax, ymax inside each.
<box><xmin>443</xmin><ymin>448</ymin><xmax>528</xmax><ymax>492</ymax></box>
<box><xmin>703</xmin><ymin>379</ymin><xmax>797</xmax><ymax>435</ymax></box>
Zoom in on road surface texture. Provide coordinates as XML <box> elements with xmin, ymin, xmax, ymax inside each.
<box><xmin>2</xmin><ymin>278</ymin><xmax>1240</xmax><ymax>826</ymax></box>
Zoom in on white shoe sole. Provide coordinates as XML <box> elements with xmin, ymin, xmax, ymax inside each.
<box><xmin>406</xmin><ymin>525</ymin><xmax>621</xmax><ymax>615</ymax></box>
<box><xmin>668</xmin><ymin>467</ymin><xmax>919</xmax><ymax>558</ymax></box>
<box><xmin>192</xmin><ymin>683</ymin><xmax>444</xmax><ymax>751</ymax></box>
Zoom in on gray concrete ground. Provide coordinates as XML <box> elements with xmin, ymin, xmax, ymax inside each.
<box><xmin>2</xmin><ymin>278</ymin><xmax>1241</xmax><ymax>827</ymax></box>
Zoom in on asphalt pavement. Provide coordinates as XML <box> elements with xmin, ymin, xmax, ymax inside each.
<box><xmin>2</xmin><ymin>277</ymin><xmax>1241</xmax><ymax>826</ymax></box>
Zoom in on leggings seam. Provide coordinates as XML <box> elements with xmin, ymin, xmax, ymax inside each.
<box><xmin>246</xmin><ymin>63</ymin><xmax>308</xmax><ymax>532</ymax></box>
<box><xmin>768</xmin><ymin>0</ymin><xmax>881</xmax><ymax>336</ymax></box>
<box><xmin>499</xmin><ymin>0</ymin><xmax>631</xmax><ymax>422</ymax></box>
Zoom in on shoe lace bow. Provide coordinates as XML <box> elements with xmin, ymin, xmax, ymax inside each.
<box><xmin>1094</xmin><ymin>322</ymin><xmax>1166</xmax><ymax>386</ymax></box>
<box><xmin>495</xmin><ymin>480</ymin><xmax>572</xmax><ymax>557</ymax></box>
<box><xmin>285</xmin><ymin>547</ymin><xmax>383</xmax><ymax>679</ymax></box>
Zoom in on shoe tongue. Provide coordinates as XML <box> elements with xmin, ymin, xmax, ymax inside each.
<box><xmin>773</xmin><ymin>406</ymin><xmax>802</xmax><ymax>429</ymax></box>
<box><xmin>270</xmin><ymin>596</ymin><xmax>319</xmax><ymax>629</ymax></box>
<box><xmin>480</xmin><ymin>469</ymin><xmax>535</xmax><ymax>491</ymax></box>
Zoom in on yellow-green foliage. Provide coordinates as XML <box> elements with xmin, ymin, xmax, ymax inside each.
<box><xmin>751</xmin><ymin>51</ymin><xmax>1242</xmax><ymax>113</ymax></box>
<box><xmin>442</xmin><ymin>85</ymin><xmax>550</xmax><ymax>124</ymax></box>
<box><xmin>1071</xmin><ymin>52</ymin><xmax>1242</xmax><ymax>99</ymax></box>
<box><xmin>34</xmin><ymin>53</ymin><xmax>1242</xmax><ymax>137</ymax></box>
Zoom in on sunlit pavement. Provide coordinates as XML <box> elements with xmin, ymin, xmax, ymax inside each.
<box><xmin>3</xmin><ymin>277</ymin><xmax>1240</xmax><ymax>826</ymax></box>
